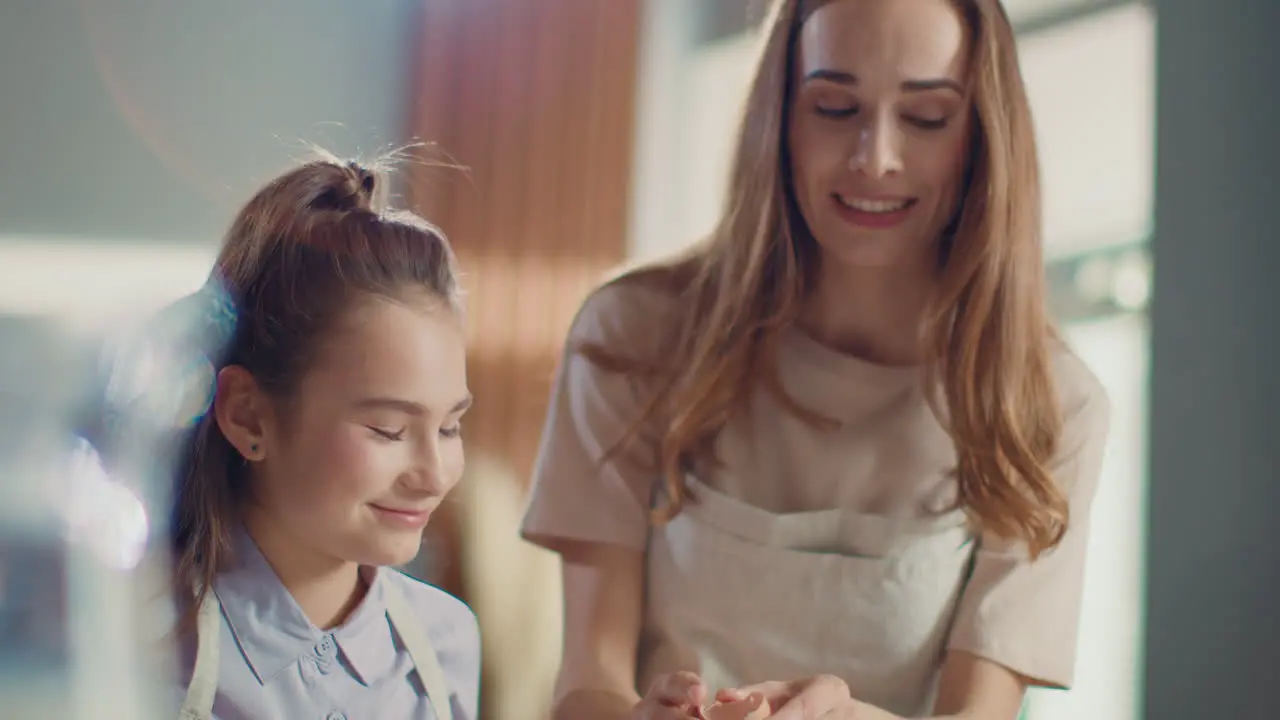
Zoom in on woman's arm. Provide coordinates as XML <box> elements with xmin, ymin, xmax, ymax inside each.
<box><xmin>520</xmin><ymin>285</ymin><xmax>686</xmax><ymax>718</ymax></box>
<box><xmin>551</xmin><ymin>539</ymin><xmax>646</xmax><ymax>720</ymax></box>
<box><xmin>929</xmin><ymin>650</ymin><xmax>1028</xmax><ymax>719</ymax></box>
<box><xmin>742</xmin><ymin>653</ymin><xmax>1027</xmax><ymax>720</ymax></box>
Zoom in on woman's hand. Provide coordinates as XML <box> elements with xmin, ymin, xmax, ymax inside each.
<box><xmin>704</xmin><ymin>689</ymin><xmax>772</xmax><ymax>720</ymax></box>
<box><xmin>728</xmin><ymin>675</ymin><xmax>901</xmax><ymax>720</ymax></box>
<box><xmin>632</xmin><ymin>671</ymin><xmax>709</xmax><ymax>719</ymax></box>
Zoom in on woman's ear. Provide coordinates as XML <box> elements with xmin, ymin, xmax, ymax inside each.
<box><xmin>213</xmin><ymin>365</ymin><xmax>270</xmax><ymax>462</ymax></box>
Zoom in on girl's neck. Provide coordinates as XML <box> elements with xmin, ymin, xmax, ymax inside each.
<box><xmin>241</xmin><ymin>509</ymin><xmax>369</xmax><ymax>630</ymax></box>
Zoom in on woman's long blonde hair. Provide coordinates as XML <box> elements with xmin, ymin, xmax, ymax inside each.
<box><xmin>585</xmin><ymin>0</ymin><xmax>1066</xmax><ymax>557</ymax></box>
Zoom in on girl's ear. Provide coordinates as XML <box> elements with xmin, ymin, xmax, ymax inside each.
<box><xmin>213</xmin><ymin>366</ymin><xmax>271</xmax><ymax>462</ymax></box>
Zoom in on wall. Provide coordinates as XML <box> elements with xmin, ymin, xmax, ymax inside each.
<box><xmin>0</xmin><ymin>0</ymin><xmax>420</xmax><ymax>318</ymax></box>
<box><xmin>1020</xmin><ymin>4</ymin><xmax>1155</xmax><ymax>256</ymax></box>
<box><xmin>405</xmin><ymin>3</ymin><xmax>644</xmax><ymax>717</ymax></box>
<box><xmin>1145</xmin><ymin>0</ymin><xmax>1280</xmax><ymax>715</ymax></box>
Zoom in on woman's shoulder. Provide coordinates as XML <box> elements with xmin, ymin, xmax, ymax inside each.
<box><xmin>572</xmin><ymin>261</ymin><xmax>688</xmax><ymax>339</ymax></box>
<box><xmin>1047</xmin><ymin>338</ymin><xmax>1111</xmax><ymax>426</ymax></box>
<box><xmin>566</xmin><ymin>259</ymin><xmax>693</xmax><ymax>360</ymax></box>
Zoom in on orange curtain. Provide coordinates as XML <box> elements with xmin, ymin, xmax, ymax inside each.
<box><xmin>405</xmin><ymin>2</ymin><xmax>643</xmax><ymax>714</ymax></box>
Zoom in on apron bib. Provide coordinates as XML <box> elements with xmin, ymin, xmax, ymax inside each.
<box><xmin>177</xmin><ymin>581</ymin><xmax>454</xmax><ymax>720</ymax></box>
<box><xmin>640</xmin><ymin>474</ymin><xmax>976</xmax><ymax>717</ymax></box>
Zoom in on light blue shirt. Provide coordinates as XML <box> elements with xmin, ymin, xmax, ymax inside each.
<box><xmin>174</xmin><ymin>529</ymin><xmax>481</xmax><ymax>720</ymax></box>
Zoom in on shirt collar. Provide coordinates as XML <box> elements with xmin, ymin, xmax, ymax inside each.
<box><xmin>331</xmin><ymin>572</ymin><xmax>399</xmax><ymax>686</ymax></box>
<box><xmin>212</xmin><ymin>526</ymin><xmax>395</xmax><ymax>686</ymax></box>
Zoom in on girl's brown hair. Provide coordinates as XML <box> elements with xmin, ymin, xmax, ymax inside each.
<box><xmin>169</xmin><ymin>151</ymin><xmax>461</xmax><ymax>624</ymax></box>
<box><xmin>584</xmin><ymin>0</ymin><xmax>1067</xmax><ymax>557</ymax></box>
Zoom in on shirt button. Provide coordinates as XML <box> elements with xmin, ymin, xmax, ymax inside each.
<box><xmin>314</xmin><ymin>634</ymin><xmax>337</xmax><ymax>674</ymax></box>
<box><xmin>315</xmin><ymin>634</ymin><xmax>336</xmax><ymax>658</ymax></box>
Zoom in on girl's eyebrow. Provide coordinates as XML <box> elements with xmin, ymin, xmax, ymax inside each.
<box><xmin>353</xmin><ymin>397</ymin><xmax>425</xmax><ymax>416</ymax></box>
<box><xmin>353</xmin><ymin>394</ymin><xmax>473</xmax><ymax>415</ymax></box>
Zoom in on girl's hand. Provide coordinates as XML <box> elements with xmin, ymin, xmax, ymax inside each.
<box><xmin>632</xmin><ymin>671</ymin><xmax>709</xmax><ymax>719</ymax></box>
<box><xmin>726</xmin><ymin>675</ymin><xmax>901</xmax><ymax>720</ymax></box>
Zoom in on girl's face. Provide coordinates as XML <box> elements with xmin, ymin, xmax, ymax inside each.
<box><xmin>222</xmin><ymin>292</ymin><xmax>470</xmax><ymax>570</ymax></box>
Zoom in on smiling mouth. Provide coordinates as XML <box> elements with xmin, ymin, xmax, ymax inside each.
<box><xmin>370</xmin><ymin>504</ymin><xmax>433</xmax><ymax>527</ymax></box>
<box><xmin>372</xmin><ymin>505</ymin><xmax>431</xmax><ymax>515</ymax></box>
<box><xmin>834</xmin><ymin>194</ymin><xmax>917</xmax><ymax>213</ymax></box>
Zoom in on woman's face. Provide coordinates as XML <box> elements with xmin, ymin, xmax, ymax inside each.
<box><xmin>788</xmin><ymin>0</ymin><xmax>973</xmax><ymax>273</ymax></box>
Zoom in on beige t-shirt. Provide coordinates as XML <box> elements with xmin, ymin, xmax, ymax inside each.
<box><xmin>521</xmin><ymin>276</ymin><xmax>1111</xmax><ymax>695</ymax></box>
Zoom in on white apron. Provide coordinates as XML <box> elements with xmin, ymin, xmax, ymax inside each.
<box><xmin>640</xmin><ymin>475</ymin><xmax>977</xmax><ymax>718</ymax></box>
<box><xmin>177</xmin><ymin>581</ymin><xmax>454</xmax><ymax>720</ymax></box>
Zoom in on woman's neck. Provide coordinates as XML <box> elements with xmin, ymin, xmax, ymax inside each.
<box><xmin>241</xmin><ymin>509</ymin><xmax>369</xmax><ymax>630</ymax></box>
<box><xmin>799</xmin><ymin>259</ymin><xmax>937</xmax><ymax>366</ymax></box>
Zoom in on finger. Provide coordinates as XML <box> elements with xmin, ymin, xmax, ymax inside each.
<box><xmin>728</xmin><ymin>680</ymin><xmax>792</xmax><ymax>708</ymax></box>
<box><xmin>770</xmin><ymin>676</ymin><xmax>849</xmax><ymax>720</ymax></box>
<box><xmin>741</xmin><ymin>692</ymin><xmax>770</xmax><ymax>718</ymax></box>
<box><xmin>648</xmin><ymin>671</ymin><xmax>708</xmax><ymax>708</ymax></box>
<box><xmin>636</xmin><ymin>701</ymin><xmax>703</xmax><ymax>720</ymax></box>
<box><xmin>705</xmin><ymin>691</ymin><xmax>769</xmax><ymax>715</ymax></box>
<box><xmin>715</xmin><ymin>688</ymin><xmax>747</xmax><ymax>703</ymax></box>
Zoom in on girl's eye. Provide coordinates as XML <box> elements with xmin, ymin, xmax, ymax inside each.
<box><xmin>368</xmin><ymin>426</ymin><xmax>405</xmax><ymax>441</ymax></box>
<box><xmin>440</xmin><ymin>424</ymin><xmax>462</xmax><ymax>439</ymax></box>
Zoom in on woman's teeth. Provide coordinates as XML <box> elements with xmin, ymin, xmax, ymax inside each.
<box><xmin>836</xmin><ymin>195</ymin><xmax>912</xmax><ymax>213</ymax></box>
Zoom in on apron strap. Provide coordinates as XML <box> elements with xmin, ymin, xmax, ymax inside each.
<box><xmin>384</xmin><ymin>579</ymin><xmax>454</xmax><ymax>720</ymax></box>
<box><xmin>175</xmin><ymin>578</ymin><xmax>454</xmax><ymax>720</ymax></box>
<box><xmin>177</xmin><ymin>590</ymin><xmax>222</xmax><ymax>720</ymax></box>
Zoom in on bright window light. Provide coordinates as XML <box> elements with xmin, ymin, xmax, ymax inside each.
<box><xmin>0</xmin><ymin>237</ymin><xmax>216</xmax><ymax>325</ymax></box>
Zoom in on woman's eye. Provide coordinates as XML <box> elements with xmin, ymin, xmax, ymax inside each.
<box><xmin>440</xmin><ymin>424</ymin><xmax>463</xmax><ymax>439</ymax></box>
<box><xmin>816</xmin><ymin>104</ymin><xmax>858</xmax><ymax>119</ymax></box>
<box><xmin>908</xmin><ymin>116</ymin><xmax>949</xmax><ymax>130</ymax></box>
<box><xmin>368</xmin><ymin>426</ymin><xmax>406</xmax><ymax>441</ymax></box>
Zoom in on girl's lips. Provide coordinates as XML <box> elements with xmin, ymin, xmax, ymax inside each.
<box><xmin>370</xmin><ymin>504</ymin><xmax>432</xmax><ymax>528</ymax></box>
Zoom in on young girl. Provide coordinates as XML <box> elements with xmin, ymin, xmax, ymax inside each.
<box><xmin>522</xmin><ymin>0</ymin><xmax>1109</xmax><ymax>719</ymax></box>
<box><xmin>165</xmin><ymin>153</ymin><xmax>479</xmax><ymax>720</ymax></box>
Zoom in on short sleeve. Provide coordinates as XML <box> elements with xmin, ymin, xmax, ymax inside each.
<box><xmin>520</xmin><ymin>282</ymin><xmax>670</xmax><ymax>551</ymax></box>
<box><xmin>946</xmin><ymin>353</ymin><xmax>1112</xmax><ymax>689</ymax></box>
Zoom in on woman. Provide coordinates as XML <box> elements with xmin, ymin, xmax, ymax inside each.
<box><xmin>522</xmin><ymin>0</ymin><xmax>1109</xmax><ymax>719</ymax></box>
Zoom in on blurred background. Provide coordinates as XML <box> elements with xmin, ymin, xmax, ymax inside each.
<box><xmin>0</xmin><ymin>0</ymin><xmax>1274</xmax><ymax>718</ymax></box>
